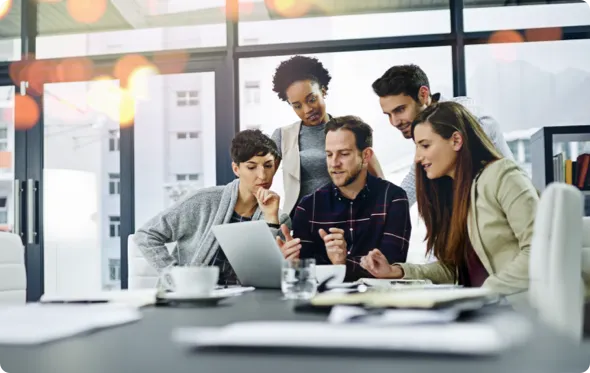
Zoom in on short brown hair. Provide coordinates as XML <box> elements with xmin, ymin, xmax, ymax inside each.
<box><xmin>230</xmin><ymin>129</ymin><xmax>281</xmax><ymax>164</ymax></box>
<box><xmin>324</xmin><ymin>115</ymin><xmax>373</xmax><ymax>151</ymax></box>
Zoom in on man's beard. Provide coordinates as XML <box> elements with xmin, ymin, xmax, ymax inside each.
<box><xmin>333</xmin><ymin>162</ymin><xmax>363</xmax><ymax>187</ymax></box>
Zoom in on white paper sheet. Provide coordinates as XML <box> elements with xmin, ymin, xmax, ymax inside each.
<box><xmin>328</xmin><ymin>305</ymin><xmax>460</xmax><ymax>325</ymax></box>
<box><xmin>40</xmin><ymin>289</ymin><xmax>158</xmax><ymax>308</ymax></box>
<box><xmin>0</xmin><ymin>303</ymin><xmax>141</xmax><ymax>345</ymax></box>
<box><xmin>171</xmin><ymin>310</ymin><xmax>532</xmax><ymax>355</ymax></box>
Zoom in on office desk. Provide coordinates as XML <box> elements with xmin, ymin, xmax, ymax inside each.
<box><xmin>0</xmin><ymin>290</ymin><xmax>588</xmax><ymax>373</ymax></box>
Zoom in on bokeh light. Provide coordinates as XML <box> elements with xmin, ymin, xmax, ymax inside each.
<box><xmin>87</xmin><ymin>77</ymin><xmax>135</xmax><ymax>127</ymax></box>
<box><xmin>9</xmin><ymin>54</ymin><xmax>34</xmax><ymax>86</ymax></box>
<box><xmin>0</xmin><ymin>0</ymin><xmax>12</xmax><ymax>20</ymax></box>
<box><xmin>152</xmin><ymin>50</ymin><xmax>189</xmax><ymax>75</ymax></box>
<box><xmin>488</xmin><ymin>30</ymin><xmax>524</xmax><ymax>62</ymax></box>
<box><xmin>114</xmin><ymin>54</ymin><xmax>151</xmax><ymax>88</ymax></box>
<box><xmin>525</xmin><ymin>27</ymin><xmax>563</xmax><ymax>42</ymax></box>
<box><xmin>118</xmin><ymin>88</ymin><xmax>136</xmax><ymax>127</ymax></box>
<box><xmin>0</xmin><ymin>0</ymin><xmax>12</xmax><ymax>19</ymax></box>
<box><xmin>224</xmin><ymin>0</ymin><xmax>254</xmax><ymax>21</ymax></box>
<box><xmin>128</xmin><ymin>65</ymin><xmax>159</xmax><ymax>101</ymax></box>
<box><xmin>14</xmin><ymin>95</ymin><xmax>40</xmax><ymax>130</ymax></box>
<box><xmin>67</xmin><ymin>0</ymin><xmax>106</xmax><ymax>24</ymax></box>
<box><xmin>266</xmin><ymin>0</ymin><xmax>311</xmax><ymax>18</ymax></box>
<box><xmin>55</xmin><ymin>57</ymin><xmax>94</xmax><ymax>83</ymax></box>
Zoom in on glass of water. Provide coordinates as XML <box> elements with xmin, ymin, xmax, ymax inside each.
<box><xmin>281</xmin><ymin>258</ymin><xmax>317</xmax><ymax>300</ymax></box>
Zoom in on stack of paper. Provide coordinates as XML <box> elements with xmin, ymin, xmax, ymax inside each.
<box><xmin>171</xmin><ymin>309</ymin><xmax>532</xmax><ymax>355</ymax></box>
<box><xmin>0</xmin><ymin>303</ymin><xmax>141</xmax><ymax>345</ymax></box>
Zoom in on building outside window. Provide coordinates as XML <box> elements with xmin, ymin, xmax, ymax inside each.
<box><xmin>108</xmin><ymin>173</ymin><xmax>120</xmax><ymax>195</ymax></box>
<box><xmin>176</xmin><ymin>131</ymin><xmax>200</xmax><ymax>139</ymax></box>
<box><xmin>108</xmin><ymin>130</ymin><xmax>120</xmax><ymax>152</ymax></box>
<box><xmin>244</xmin><ymin>81</ymin><xmax>261</xmax><ymax>104</ymax></box>
<box><xmin>0</xmin><ymin>128</ymin><xmax>7</xmax><ymax>151</ymax></box>
<box><xmin>109</xmin><ymin>216</ymin><xmax>120</xmax><ymax>238</ymax></box>
<box><xmin>176</xmin><ymin>91</ymin><xmax>200</xmax><ymax>106</ymax></box>
<box><xmin>108</xmin><ymin>259</ymin><xmax>121</xmax><ymax>281</ymax></box>
<box><xmin>0</xmin><ymin>197</ymin><xmax>7</xmax><ymax>224</ymax></box>
<box><xmin>176</xmin><ymin>174</ymin><xmax>199</xmax><ymax>181</ymax></box>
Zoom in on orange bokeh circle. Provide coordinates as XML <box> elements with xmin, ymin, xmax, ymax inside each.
<box><xmin>67</xmin><ymin>0</ymin><xmax>107</xmax><ymax>24</ymax></box>
<box><xmin>14</xmin><ymin>95</ymin><xmax>40</xmax><ymax>130</ymax></box>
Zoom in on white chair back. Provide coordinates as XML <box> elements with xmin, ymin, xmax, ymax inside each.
<box><xmin>127</xmin><ymin>234</ymin><xmax>176</xmax><ymax>289</ymax></box>
<box><xmin>529</xmin><ymin>183</ymin><xmax>585</xmax><ymax>340</ymax></box>
<box><xmin>0</xmin><ymin>232</ymin><xmax>27</xmax><ymax>303</ymax></box>
<box><xmin>582</xmin><ymin>217</ymin><xmax>590</xmax><ymax>284</ymax></box>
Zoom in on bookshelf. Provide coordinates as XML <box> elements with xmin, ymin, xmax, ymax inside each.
<box><xmin>530</xmin><ymin>125</ymin><xmax>590</xmax><ymax>215</ymax></box>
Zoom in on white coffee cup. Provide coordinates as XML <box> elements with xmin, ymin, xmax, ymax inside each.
<box><xmin>316</xmin><ymin>264</ymin><xmax>346</xmax><ymax>285</ymax></box>
<box><xmin>167</xmin><ymin>266</ymin><xmax>219</xmax><ymax>295</ymax></box>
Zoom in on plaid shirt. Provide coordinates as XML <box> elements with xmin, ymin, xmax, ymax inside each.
<box><xmin>293</xmin><ymin>173</ymin><xmax>411</xmax><ymax>281</ymax></box>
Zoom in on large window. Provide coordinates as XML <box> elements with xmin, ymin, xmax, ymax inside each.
<box><xmin>35</xmin><ymin>1</ymin><xmax>226</xmax><ymax>59</ymax></box>
<box><xmin>0</xmin><ymin>86</ymin><xmax>14</xmax><ymax>234</ymax></box>
<box><xmin>240</xmin><ymin>47</ymin><xmax>454</xmax><ymax>264</ymax></box>
<box><xmin>464</xmin><ymin>0</ymin><xmax>590</xmax><ymax>32</ymax></box>
<box><xmin>0</xmin><ymin>0</ymin><xmax>21</xmax><ymax>61</ymax></box>
<box><xmin>466</xmin><ymin>39</ymin><xmax>590</xmax><ymax>176</ymax></box>
<box><xmin>238</xmin><ymin>0</ymin><xmax>450</xmax><ymax>45</ymax></box>
<box><xmin>134</xmin><ymin>72</ymin><xmax>217</xmax><ymax>229</ymax></box>
<box><xmin>43</xmin><ymin>79</ymin><xmax>122</xmax><ymax>293</ymax></box>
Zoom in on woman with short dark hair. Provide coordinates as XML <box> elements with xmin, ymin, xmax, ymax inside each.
<box><xmin>134</xmin><ymin>129</ymin><xmax>291</xmax><ymax>287</ymax></box>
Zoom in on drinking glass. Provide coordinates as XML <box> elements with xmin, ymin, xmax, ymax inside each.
<box><xmin>281</xmin><ymin>258</ymin><xmax>317</xmax><ymax>300</ymax></box>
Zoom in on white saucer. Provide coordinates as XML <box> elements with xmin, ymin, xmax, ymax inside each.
<box><xmin>158</xmin><ymin>291</ymin><xmax>231</xmax><ymax>306</ymax></box>
<box><xmin>158</xmin><ymin>287</ymin><xmax>255</xmax><ymax>305</ymax></box>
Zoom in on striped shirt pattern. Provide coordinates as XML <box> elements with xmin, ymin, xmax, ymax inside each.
<box><xmin>293</xmin><ymin>173</ymin><xmax>411</xmax><ymax>281</ymax></box>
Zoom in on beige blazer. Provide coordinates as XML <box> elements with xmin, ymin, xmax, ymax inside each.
<box><xmin>280</xmin><ymin>120</ymin><xmax>304</xmax><ymax>216</ymax></box>
<box><xmin>398</xmin><ymin>159</ymin><xmax>537</xmax><ymax>297</ymax></box>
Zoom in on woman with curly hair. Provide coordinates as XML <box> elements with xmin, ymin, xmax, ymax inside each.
<box><xmin>272</xmin><ymin>55</ymin><xmax>385</xmax><ymax>216</ymax></box>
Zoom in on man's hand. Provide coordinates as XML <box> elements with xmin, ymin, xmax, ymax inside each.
<box><xmin>276</xmin><ymin>224</ymin><xmax>301</xmax><ymax>260</ymax></box>
<box><xmin>319</xmin><ymin>228</ymin><xmax>347</xmax><ymax>265</ymax></box>
<box><xmin>360</xmin><ymin>249</ymin><xmax>403</xmax><ymax>278</ymax></box>
<box><xmin>254</xmin><ymin>187</ymin><xmax>280</xmax><ymax>224</ymax></box>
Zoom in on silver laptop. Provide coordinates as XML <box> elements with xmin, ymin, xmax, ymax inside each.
<box><xmin>211</xmin><ymin>220</ymin><xmax>285</xmax><ymax>289</ymax></box>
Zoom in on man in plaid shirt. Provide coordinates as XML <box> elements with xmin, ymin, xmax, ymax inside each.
<box><xmin>276</xmin><ymin>116</ymin><xmax>411</xmax><ymax>281</ymax></box>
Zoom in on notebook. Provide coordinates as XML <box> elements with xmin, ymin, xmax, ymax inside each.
<box><xmin>310</xmin><ymin>287</ymin><xmax>498</xmax><ymax>309</ymax></box>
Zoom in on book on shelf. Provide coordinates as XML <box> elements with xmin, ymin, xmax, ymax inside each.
<box><xmin>552</xmin><ymin>152</ymin><xmax>590</xmax><ymax>190</ymax></box>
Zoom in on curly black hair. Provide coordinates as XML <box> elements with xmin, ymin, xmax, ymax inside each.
<box><xmin>372</xmin><ymin>64</ymin><xmax>430</xmax><ymax>103</ymax></box>
<box><xmin>272</xmin><ymin>55</ymin><xmax>332</xmax><ymax>102</ymax></box>
<box><xmin>230</xmin><ymin>129</ymin><xmax>281</xmax><ymax>165</ymax></box>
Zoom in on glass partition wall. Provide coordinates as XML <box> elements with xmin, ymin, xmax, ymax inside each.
<box><xmin>2</xmin><ymin>0</ymin><xmax>589</xmax><ymax>300</ymax></box>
